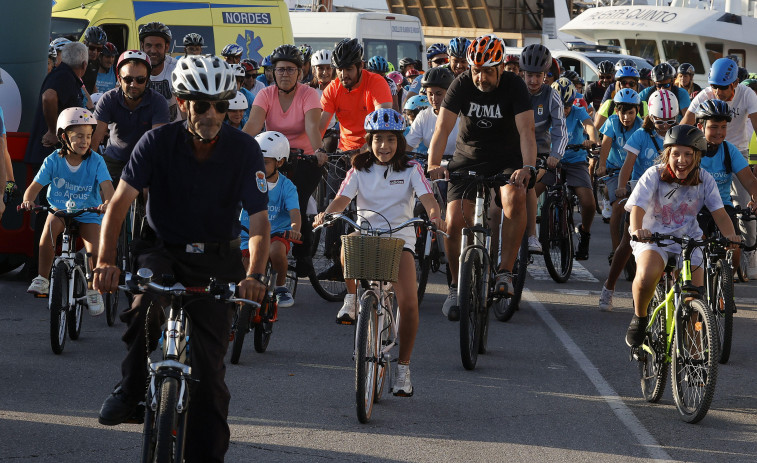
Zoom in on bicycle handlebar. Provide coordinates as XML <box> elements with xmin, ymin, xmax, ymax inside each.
<box><xmin>313</xmin><ymin>212</ymin><xmax>449</xmax><ymax>238</ymax></box>
<box><xmin>17</xmin><ymin>205</ymin><xmax>102</xmax><ymax>217</ymax></box>
<box><xmin>631</xmin><ymin>232</ymin><xmax>742</xmax><ymax>248</ymax></box>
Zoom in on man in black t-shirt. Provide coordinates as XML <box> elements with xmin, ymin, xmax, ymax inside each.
<box><xmin>82</xmin><ymin>26</ymin><xmax>108</xmax><ymax>94</ymax></box>
<box><xmin>428</xmin><ymin>35</ymin><xmax>537</xmax><ymax>320</ymax></box>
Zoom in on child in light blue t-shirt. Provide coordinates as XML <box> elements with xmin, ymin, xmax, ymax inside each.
<box><xmin>21</xmin><ymin>108</ymin><xmax>114</xmax><ymax>314</ymax></box>
<box><xmin>240</xmin><ymin>131</ymin><xmax>300</xmax><ymax>307</ymax></box>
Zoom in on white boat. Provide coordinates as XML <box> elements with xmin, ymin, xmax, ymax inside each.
<box><xmin>560</xmin><ymin>0</ymin><xmax>757</xmax><ymax>85</ymax></box>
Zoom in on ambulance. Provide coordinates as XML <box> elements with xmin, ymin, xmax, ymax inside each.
<box><xmin>50</xmin><ymin>0</ymin><xmax>294</xmax><ymax>62</ymax></box>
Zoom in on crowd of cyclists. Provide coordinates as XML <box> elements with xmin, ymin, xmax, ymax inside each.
<box><xmin>3</xmin><ymin>20</ymin><xmax>757</xmax><ymax>460</ymax></box>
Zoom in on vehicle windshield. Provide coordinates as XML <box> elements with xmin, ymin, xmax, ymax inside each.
<box><xmin>589</xmin><ymin>55</ymin><xmax>652</xmax><ymax>70</ymax></box>
<box><xmin>50</xmin><ymin>17</ymin><xmax>89</xmax><ymax>42</ymax></box>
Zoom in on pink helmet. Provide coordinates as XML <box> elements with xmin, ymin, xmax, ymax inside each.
<box><xmin>56</xmin><ymin>107</ymin><xmax>96</xmax><ymax>138</ymax></box>
<box><xmin>648</xmin><ymin>89</ymin><xmax>680</xmax><ymax>119</ymax></box>
<box><xmin>116</xmin><ymin>50</ymin><xmax>152</xmax><ymax>73</ymax></box>
<box><xmin>386</xmin><ymin>71</ymin><xmax>403</xmax><ymax>87</ymax></box>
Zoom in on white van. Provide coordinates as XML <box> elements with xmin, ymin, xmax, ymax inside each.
<box><xmin>290</xmin><ymin>12</ymin><xmax>425</xmax><ymax>69</ymax></box>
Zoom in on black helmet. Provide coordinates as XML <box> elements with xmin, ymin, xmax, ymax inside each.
<box><xmin>421</xmin><ymin>66</ymin><xmax>455</xmax><ymax>89</ymax></box>
<box><xmin>84</xmin><ymin>26</ymin><xmax>107</xmax><ymax>46</ymax></box>
<box><xmin>139</xmin><ymin>22</ymin><xmax>172</xmax><ymax>43</ymax></box>
<box><xmin>271</xmin><ymin>44</ymin><xmax>303</xmax><ymax>67</ymax></box>
<box><xmin>183</xmin><ymin>33</ymin><xmax>204</xmax><ymax>47</ymax></box>
<box><xmin>667</xmin><ymin>58</ymin><xmax>680</xmax><ymax>70</ymax></box>
<box><xmin>597</xmin><ymin>60</ymin><xmax>614</xmax><ymax>75</ymax></box>
<box><xmin>615</xmin><ymin>58</ymin><xmax>637</xmax><ymax>70</ymax></box>
<box><xmin>332</xmin><ymin>38</ymin><xmax>363</xmax><ymax>68</ymax></box>
<box><xmin>639</xmin><ymin>67</ymin><xmax>652</xmax><ymax>80</ymax></box>
<box><xmin>678</xmin><ymin>63</ymin><xmax>695</xmax><ymax>76</ymax></box>
<box><xmin>651</xmin><ymin>62</ymin><xmax>676</xmax><ymax>82</ymax></box>
<box><xmin>695</xmin><ymin>99</ymin><xmax>732</xmax><ymax>122</ymax></box>
<box><xmin>519</xmin><ymin>44</ymin><xmax>551</xmax><ymax>73</ymax></box>
<box><xmin>561</xmin><ymin>69</ymin><xmax>580</xmax><ymax>83</ymax></box>
<box><xmin>663</xmin><ymin>124</ymin><xmax>707</xmax><ymax>152</ymax></box>
<box><xmin>399</xmin><ymin>57</ymin><xmax>416</xmax><ymax>71</ymax></box>
<box><xmin>738</xmin><ymin>66</ymin><xmax>749</xmax><ymax>82</ymax></box>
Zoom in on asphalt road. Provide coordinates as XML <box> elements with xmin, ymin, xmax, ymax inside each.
<box><xmin>2</xmin><ymin>217</ymin><xmax>757</xmax><ymax>462</ymax></box>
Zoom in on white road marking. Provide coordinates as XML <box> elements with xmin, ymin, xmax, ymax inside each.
<box><xmin>523</xmin><ymin>289</ymin><xmax>673</xmax><ymax>462</ymax></box>
<box><xmin>527</xmin><ymin>255</ymin><xmax>599</xmax><ymax>282</ymax></box>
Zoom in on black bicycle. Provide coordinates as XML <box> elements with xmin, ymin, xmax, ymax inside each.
<box><xmin>537</xmin><ymin>158</ymin><xmax>574</xmax><ymax>283</ymax></box>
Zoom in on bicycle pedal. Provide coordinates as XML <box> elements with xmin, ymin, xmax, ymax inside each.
<box><xmin>34</xmin><ymin>294</ymin><xmax>49</xmax><ymax>299</ymax></box>
<box><xmin>124</xmin><ymin>403</ymin><xmax>145</xmax><ymax>424</ymax></box>
<box><xmin>629</xmin><ymin>347</ymin><xmax>640</xmax><ymax>362</ymax></box>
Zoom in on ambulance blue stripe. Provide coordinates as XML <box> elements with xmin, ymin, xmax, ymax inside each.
<box><xmin>134</xmin><ymin>2</ymin><xmax>268</xmax><ymax>20</ymax></box>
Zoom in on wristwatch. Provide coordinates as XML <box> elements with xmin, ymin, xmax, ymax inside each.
<box><xmin>246</xmin><ymin>273</ymin><xmax>265</xmax><ymax>283</ymax></box>
<box><xmin>522</xmin><ymin>165</ymin><xmax>536</xmax><ymax>177</ymax></box>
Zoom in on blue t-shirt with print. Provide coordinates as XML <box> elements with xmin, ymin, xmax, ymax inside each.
<box><xmin>561</xmin><ymin>105</ymin><xmax>591</xmax><ymax>164</ymax></box>
<box><xmin>240</xmin><ymin>173</ymin><xmax>300</xmax><ymax>249</ymax></box>
<box><xmin>624</xmin><ymin>129</ymin><xmax>664</xmax><ymax>180</ymax></box>
<box><xmin>33</xmin><ymin>150</ymin><xmax>111</xmax><ymax>224</ymax></box>
<box><xmin>408</xmin><ymin>75</ymin><xmax>423</xmax><ymax>95</ymax></box>
<box><xmin>700</xmin><ymin>140</ymin><xmax>747</xmax><ymax>206</ymax></box>
<box><xmin>96</xmin><ymin>68</ymin><xmax>117</xmax><ymax>92</ymax></box>
<box><xmin>239</xmin><ymin>87</ymin><xmax>254</xmax><ymax>127</ymax></box>
<box><xmin>600</xmin><ymin>115</ymin><xmax>642</xmax><ymax>170</ymax></box>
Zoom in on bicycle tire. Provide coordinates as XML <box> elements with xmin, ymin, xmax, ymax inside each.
<box><xmin>459</xmin><ymin>250</ymin><xmax>482</xmax><ymax>370</ymax></box>
<box><xmin>356</xmin><ymin>292</ymin><xmax>379</xmax><ymax>423</ymax></box>
<box><xmin>712</xmin><ymin>260</ymin><xmax>734</xmax><ymax>364</ymax></box>
<box><xmin>68</xmin><ymin>268</ymin><xmax>86</xmax><ymax>340</ymax></box>
<box><xmin>639</xmin><ymin>284</ymin><xmax>668</xmax><ymax>403</ymax></box>
<box><xmin>671</xmin><ymin>298</ymin><xmax>719</xmax><ymax>423</ymax></box>
<box><xmin>253</xmin><ymin>321</ymin><xmax>272</xmax><ymax>353</ymax></box>
<box><xmin>141</xmin><ymin>399</ymin><xmax>157</xmax><ymax>462</ymax></box>
<box><xmin>494</xmin><ymin>234</ymin><xmax>528</xmax><ymax>322</ymax></box>
<box><xmin>414</xmin><ymin>224</ymin><xmax>431</xmax><ymax>306</ymax></box>
<box><xmin>50</xmin><ymin>261</ymin><xmax>68</xmax><ymax>355</ymax></box>
<box><xmin>230</xmin><ymin>305</ymin><xmax>252</xmax><ymax>365</ymax></box>
<box><xmin>154</xmin><ymin>377</ymin><xmax>180</xmax><ymax>463</ymax></box>
<box><xmin>309</xmin><ymin>220</ymin><xmax>348</xmax><ymax>302</ymax></box>
<box><xmin>540</xmin><ymin>195</ymin><xmax>573</xmax><ymax>283</ymax></box>
<box><xmin>374</xmin><ymin>301</ymin><xmax>392</xmax><ymax>403</ymax></box>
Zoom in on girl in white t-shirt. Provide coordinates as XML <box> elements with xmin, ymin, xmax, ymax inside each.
<box><xmin>314</xmin><ymin>108</ymin><xmax>445</xmax><ymax>397</ymax></box>
<box><xmin>624</xmin><ymin>125</ymin><xmax>740</xmax><ymax>347</ymax></box>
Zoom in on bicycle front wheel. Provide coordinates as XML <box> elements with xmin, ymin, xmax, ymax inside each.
<box><xmin>672</xmin><ymin>298</ymin><xmax>719</xmax><ymax>423</ymax></box>
<box><xmin>639</xmin><ymin>284</ymin><xmax>668</xmax><ymax>403</ymax></box>
<box><xmin>374</xmin><ymin>303</ymin><xmax>392</xmax><ymax>403</ymax></box>
<box><xmin>540</xmin><ymin>196</ymin><xmax>573</xmax><ymax>283</ymax></box>
<box><xmin>154</xmin><ymin>377</ymin><xmax>183</xmax><ymax>463</ymax></box>
<box><xmin>712</xmin><ymin>259</ymin><xmax>734</xmax><ymax>364</ymax></box>
<box><xmin>414</xmin><ymin>224</ymin><xmax>431</xmax><ymax>306</ymax></box>
<box><xmin>459</xmin><ymin>250</ymin><xmax>483</xmax><ymax>370</ymax></box>
<box><xmin>50</xmin><ymin>261</ymin><xmax>68</xmax><ymax>355</ymax></box>
<box><xmin>68</xmin><ymin>268</ymin><xmax>86</xmax><ymax>341</ymax></box>
<box><xmin>309</xmin><ymin>219</ymin><xmax>348</xmax><ymax>302</ymax></box>
<box><xmin>230</xmin><ymin>305</ymin><xmax>252</xmax><ymax>365</ymax></box>
<box><xmin>355</xmin><ymin>292</ymin><xmax>379</xmax><ymax>423</ymax></box>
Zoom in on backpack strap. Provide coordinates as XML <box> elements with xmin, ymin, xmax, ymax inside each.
<box><xmin>724</xmin><ymin>141</ymin><xmax>732</xmax><ymax>175</ymax></box>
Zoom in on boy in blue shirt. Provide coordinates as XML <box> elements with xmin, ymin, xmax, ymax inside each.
<box><xmin>537</xmin><ymin>78</ymin><xmax>599</xmax><ymax>260</ymax></box>
<box><xmin>240</xmin><ymin>131</ymin><xmax>301</xmax><ymax>307</ymax></box>
<box><xmin>21</xmin><ymin>108</ymin><xmax>114</xmax><ymax>315</ymax></box>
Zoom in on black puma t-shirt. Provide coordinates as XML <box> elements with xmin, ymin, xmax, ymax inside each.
<box><xmin>442</xmin><ymin>70</ymin><xmax>532</xmax><ymax>164</ymax></box>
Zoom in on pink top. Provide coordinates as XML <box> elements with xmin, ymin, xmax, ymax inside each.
<box><xmin>253</xmin><ymin>83</ymin><xmax>321</xmax><ymax>154</ymax></box>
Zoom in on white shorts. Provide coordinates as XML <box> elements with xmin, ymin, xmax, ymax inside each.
<box><xmin>630</xmin><ymin>241</ymin><xmax>703</xmax><ymax>269</ymax></box>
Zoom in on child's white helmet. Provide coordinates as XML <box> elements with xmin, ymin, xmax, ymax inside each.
<box><xmin>228</xmin><ymin>92</ymin><xmax>248</xmax><ymax>111</ymax></box>
<box><xmin>255</xmin><ymin>131</ymin><xmax>290</xmax><ymax>160</ymax></box>
<box><xmin>648</xmin><ymin>89</ymin><xmax>679</xmax><ymax>119</ymax></box>
<box><xmin>56</xmin><ymin>107</ymin><xmax>97</xmax><ymax>138</ymax></box>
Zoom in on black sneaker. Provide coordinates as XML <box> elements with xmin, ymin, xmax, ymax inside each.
<box><xmin>625</xmin><ymin>315</ymin><xmax>648</xmax><ymax>348</ymax></box>
<box><xmin>98</xmin><ymin>385</ymin><xmax>140</xmax><ymax>426</ymax></box>
<box><xmin>575</xmin><ymin>225</ymin><xmax>590</xmax><ymax>261</ymax></box>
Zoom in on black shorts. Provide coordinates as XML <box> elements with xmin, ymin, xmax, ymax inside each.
<box><xmin>697</xmin><ymin>205</ymin><xmax>738</xmax><ymax>236</ymax></box>
<box><xmin>446</xmin><ymin>155</ymin><xmax>522</xmax><ymax>203</ymax></box>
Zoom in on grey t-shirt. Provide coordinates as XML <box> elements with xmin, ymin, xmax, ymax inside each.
<box><xmin>530</xmin><ymin>84</ymin><xmax>567</xmax><ymax>159</ymax></box>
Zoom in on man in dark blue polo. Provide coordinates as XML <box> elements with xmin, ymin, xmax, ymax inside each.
<box><xmin>93</xmin><ymin>55</ymin><xmax>270</xmax><ymax>463</ymax></box>
<box><xmin>91</xmin><ymin>50</ymin><xmax>169</xmax><ymax>184</ymax></box>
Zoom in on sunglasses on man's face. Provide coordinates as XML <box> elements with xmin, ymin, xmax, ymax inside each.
<box><xmin>431</xmin><ymin>57</ymin><xmax>449</xmax><ymax>65</ymax></box>
<box><xmin>619</xmin><ymin>79</ymin><xmax>636</xmax><ymax>87</ymax></box>
<box><xmin>655</xmin><ymin>82</ymin><xmax>672</xmax><ymax>89</ymax></box>
<box><xmin>711</xmin><ymin>83</ymin><xmax>731</xmax><ymax>91</ymax></box>
<box><xmin>121</xmin><ymin>75</ymin><xmax>148</xmax><ymax>85</ymax></box>
<box><xmin>245</xmin><ymin>73</ymin><xmax>258</xmax><ymax>79</ymax></box>
<box><xmin>599</xmin><ymin>74</ymin><xmax>613</xmax><ymax>80</ymax></box>
<box><xmin>654</xmin><ymin>118</ymin><xmax>676</xmax><ymax>126</ymax></box>
<box><xmin>88</xmin><ymin>45</ymin><xmax>103</xmax><ymax>52</ymax></box>
<box><xmin>192</xmin><ymin>100</ymin><xmax>229</xmax><ymax>114</ymax></box>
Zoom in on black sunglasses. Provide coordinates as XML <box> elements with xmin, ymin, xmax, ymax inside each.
<box><xmin>192</xmin><ymin>100</ymin><xmax>229</xmax><ymax>114</ymax></box>
<box><xmin>121</xmin><ymin>75</ymin><xmax>148</xmax><ymax>85</ymax></box>
<box><xmin>711</xmin><ymin>83</ymin><xmax>731</xmax><ymax>90</ymax></box>
<box><xmin>619</xmin><ymin>79</ymin><xmax>636</xmax><ymax>87</ymax></box>
<box><xmin>655</xmin><ymin>82</ymin><xmax>672</xmax><ymax>89</ymax></box>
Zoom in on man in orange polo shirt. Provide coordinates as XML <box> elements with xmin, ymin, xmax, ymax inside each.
<box><xmin>319</xmin><ymin>38</ymin><xmax>392</xmax><ymax>151</ymax></box>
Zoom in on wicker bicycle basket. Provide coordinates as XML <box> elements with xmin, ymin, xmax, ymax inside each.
<box><xmin>341</xmin><ymin>235</ymin><xmax>405</xmax><ymax>282</ymax></box>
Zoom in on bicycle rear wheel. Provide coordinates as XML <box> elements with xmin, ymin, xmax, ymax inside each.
<box><xmin>459</xmin><ymin>250</ymin><xmax>483</xmax><ymax>370</ymax></box>
<box><xmin>356</xmin><ymin>292</ymin><xmax>379</xmax><ymax>423</ymax></box>
<box><xmin>671</xmin><ymin>298</ymin><xmax>719</xmax><ymax>423</ymax></box>
<box><xmin>540</xmin><ymin>196</ymin><xmax>573</xmax><ymax>283</ymax></box>
<box><xmin>230</xmin><ymin>305</ymin><xmax>252</xmax><ymax>365</ymax></box>
<box><xmin>50</xmin><ymin>261</ymin><xmax>68</xmax><ymax>355</ymax></box>
<box><xmin>494</xmin><ymin>234</ymin><xmax>528</xmax><ymax>322</ymax></box>
<box><xmin>712</xmin><ymin>259</ymin><xmax>734</xmax><ymax>364</ymax></box>
<box><xmin>639</xmin><ymin>284</ymin><xmax>668</xmax><ymax>403</ymax></box>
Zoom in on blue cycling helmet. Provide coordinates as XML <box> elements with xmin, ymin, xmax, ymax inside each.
<box><xmin>613</xmin><ymin>88</ymin><xmax>641</xmax><ymax>105</ymax></box>
<box><xmin>615</xmin><ymin>65</ymin><xmax>640</xmax><ymax>80</ymax></box>
<box><xmin>366</xmin><ymin>56</ymin><xmax>389</xmax><ymax>73</ymax></box>
<box><xmin>695</xmin><ymin>99</ymin><xmax>732</xmax><ymax>122</ymax></box>
<box><xmin>222</xmin><ymin>43</ymin><xmax>244</xmax><ymax>57</ymax></box>
<box><xmin>84</xmin><ymin>26</ymin><xmax>107</xmax><ymax>46</ymax></box>
<box><xmin>426</xmin><ymin>43</ymin><xmax>448</xmax><ymax>61</ymax></box>
<box><xmin>261</xmin><ymin>55</ymin><xmax>272</xmax><ymax>68</ymax></box>
<box><xmin>708</xmin><ymin>57</ymin><xmax>738</xmax><ymax>86</ymax></box>
<box><xmin>365</xmin><ymin>108</ymin><xmax>406</xmax><ymax>132</ymax></box>
<box><xmin>448</xmin><ymin>37</ymin><xmax>471</xmax><ymax>58</ymax></box>
<box><xmin>403</xmin><ymin>94</ymin><xmax>430</xmax><ymax>111</ymax></box>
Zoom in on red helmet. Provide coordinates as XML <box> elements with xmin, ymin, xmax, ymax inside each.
<box><xmin>466</xmin><ymin>35</ymin><xmax>505</xmax><ymax>67</ymax></box>
<box><xmin>116</xmin><ymin>50</ymin><xmax>152</xmax><ymax>74</ymax></box>
<box><xmin>504</xmin><ymin>54</ymin><xmax>520</xmax><ymax>65</ymax></box>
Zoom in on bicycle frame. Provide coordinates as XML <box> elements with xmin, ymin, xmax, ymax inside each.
<box><xmin>458</xmin><ymin>190</ymin><xmax>492</xmax><ymax>306</ymax></box>
<box><xmin>357</xmin><ymin>281</ymin><xmax>399</xmax><ymax>365</ymax></box>
<box><xmin>50</xmin><ymin>219</ymin><xmax>91</xmax><ymax>311</ymax></box>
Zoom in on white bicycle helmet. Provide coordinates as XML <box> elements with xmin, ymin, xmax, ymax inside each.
<box><xmin>255</xmin><ymin>131</ymin><xmax>290</xmax><ymax>161</ymax></box>
<box><xmin>50</xmin><ymin>37</ymin><xmax>71</xmax><ymax>51</ymax></box>
<box><xmin>228</xmin><ymin>92</ymin><xmax>248</xmax><ymax>111</ymax></box>
<box><xmin>648</xmin><ymin>89</ymin><xmax>679</xmax><ymax>119</ymax></box>
<box><xmin>56</xmin><ymin>107</ymin><xmax>97</xmax><ymax>138</ymax></box>
<box><xmin>90</xmin><ymin>92</ymin><xmax>104</xmax><ymax>106</ymax></box>
<box><xmin>232</xmin><ymin>63</ymin><xmax>245</xmax><ymax>78</ymax></box>
<box><xmin>311</xmin><ymin>49</ymin><xmax>332</xmax><ymax>67</ymax></box>
<box><xmin>172</xmin><ymin>55</ymin><xmax>236</xmax><ymax>101</ymax></box>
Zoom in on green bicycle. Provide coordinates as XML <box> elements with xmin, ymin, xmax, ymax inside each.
<box><xmin>632</xmin><ymin>233</ymin><xmax>726</xmax><ymax>424</ymax></box>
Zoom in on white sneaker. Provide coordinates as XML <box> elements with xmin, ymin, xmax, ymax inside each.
<box><xmin>336</xmin><ymin>293</ymin><xmax>357</xmax><ymax>324</ymax></box>
<box><xmin>601</xmin><ymin>199</ymin><xmax>613</xmax><ymax>220</ymax></box>
<box><xmin>527</xmin><ymin>235</ymin><xmax>543</xmax><ymax>254</ymax></box>
<box><xmin>599</xmin><ymin>286</ymin><xmax>614</xmax><ymax>312</ymax></box>
<box><xmin>27</xmin><ymin>276</ymin><xmax>49</xmax><ymax>295</ymax></box>
<box><xmin>392</xmin><ymin>363</ymin><xmax>413</xmax><ymax>397</ymax></box>
<box><xmin>87</xmin><ymin>289</ymin><xmax>104</xmax><ymax>316</ymax></box>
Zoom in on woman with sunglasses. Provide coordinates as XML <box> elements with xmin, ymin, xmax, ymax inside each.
<box><xmin>403</xmin><ymin>43</ymin><xmax>449</xmax><ymax>105</ymax></box>
<box><xmin>594</xmin><ymin>66</ymin><xmax>648</xmax><ymax>129</ymax></box>
<box><xmin>639</xmin><ymin>62</ymin><xmax>691</xmax><ymax>120</ymax></box>
<box><xmin>243</xmin><ymin>44</ymin><xmax>324</xmax><ymax>278</ymax></box>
